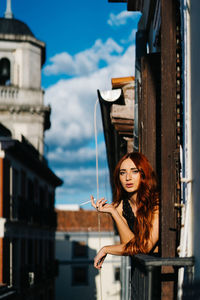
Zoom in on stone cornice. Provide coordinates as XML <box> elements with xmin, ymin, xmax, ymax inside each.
<box><xmin>0</xmin><ymin>104</ymin><xmax>51</xmax><ymax>114</ymax></box>
<box><xmin>0</xmin><ymin>33</ymin><xmax>45</xmax><ymax>48</ymax></box>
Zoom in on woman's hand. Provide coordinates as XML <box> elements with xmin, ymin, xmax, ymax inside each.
<box><xmin>90</xmin><ymin>195</ymin><xmax>115</xmax><ymax>214</ymax></box>
<box><xmin>94</xmin><ymin>247</ymin><xmax>107</xmax><ymax>270</ymax></box>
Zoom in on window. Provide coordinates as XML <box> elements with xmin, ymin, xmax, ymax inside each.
<box><xmin>72</xmin><ymin>266</ymin><xmax>88</xmax><ymax>286</ymax></box>
<box><xmin>28</xmin><ymin>239</ymin><xmax>33</xmax><ymax>266</ymax></box>
<box><xmin>20</xmin><ymin>170</ymin><xmax>26</xmax><ymax>198</ymax></box>
<box><xmin>28</xmin><ymin>179</ymin><xmax>34</xmax><ymax>203</ymax></box>
<box><xmin>72</xmin><ymin>241</ymin><xmax>88</xmax><ymax>258</ymax></box>
<box><xmin>3</xmin><ymin>158</ymin><xmax>10</xmax><ymax>218</ymax></box>
<box><xmin>39</xmin><ymin>186</ymin><xmax>44</xmax><ymax>208</ymax></box>
<box><xmin>28</xmin><ymin>179</ymin><xmax>34</xmax><ymax>221</ymax></box>
<box><xmin>34</xmin><ymin>178</ymin><xmax>39</xmax><ymax>204</ymax></box>
<box><xmin>12</xmin><ymin>168</ymin><xmax>19</xmax><ymax>196</ymax></box>
<box><xmin>12</xmin><ymin>168</ymin><xmax>19</xmax><ymax>219</ymax></box>
<box><xmin>3</xmin><ymin>237</ymin><xmax>10</xmax><ymax>285</ymax></box>
<box><xmin>114</xmin><ymin>267</ymin><xmax>120</xmax><ymax>281</ymax></box>
<box><xmin>0</xmin><ymin>58</ymin><xmax>10</xmax><ymax>85</ymax></box>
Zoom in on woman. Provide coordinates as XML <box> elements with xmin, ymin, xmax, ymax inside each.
<box><xmin>91</xmin><ymin>152</ymin><xmax>159</xmax><ymax>270</ymax></box>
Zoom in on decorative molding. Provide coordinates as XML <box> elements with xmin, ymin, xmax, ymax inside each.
<box><xmin>0</xmin><ymin>87</ymin><xmax>19</xmax><ymax>99</ymax></box>
<box><xmin>0</xmin><ymin>104</ymin><xmax>50</xmax><ymax>115</ymax></box>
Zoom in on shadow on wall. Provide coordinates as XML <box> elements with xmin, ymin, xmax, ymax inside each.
<box><xmin>55</xmin><ymin>236</ymin><xmax>98</xmax><ymax>300</ymax></box>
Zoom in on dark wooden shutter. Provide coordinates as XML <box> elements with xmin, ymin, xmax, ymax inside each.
<box><xmin>139</xmin><ymin>53</ymin><xmax>161</xmax><ymax>173</ymax></box>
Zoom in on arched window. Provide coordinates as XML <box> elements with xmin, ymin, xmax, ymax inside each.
<box><xmin>0</xmin><ymin>58</ymin><xmax>11</xmax><ymax>86</ymax></box>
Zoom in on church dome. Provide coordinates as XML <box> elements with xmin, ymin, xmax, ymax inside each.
<box><xmin>0</xmin><ymin>17</ymin><xmax>35</xmax><ymax>37</ymax></box>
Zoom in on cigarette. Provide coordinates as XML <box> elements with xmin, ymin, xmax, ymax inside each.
<box><xmin>80</xmin><ymin>199</ymin><xmax>96</xmax><ymax>206</ymax></box>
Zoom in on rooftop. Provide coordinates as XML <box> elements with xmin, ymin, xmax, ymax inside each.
<box><xmin>0</xmin><ymin>17</ymin><xmax>34</xmax><ymax>37</ymax></box>
<box><xmin>56</xmin><ymin>209</ymin><xmax>114</xmax><ymax>232</ymax></box>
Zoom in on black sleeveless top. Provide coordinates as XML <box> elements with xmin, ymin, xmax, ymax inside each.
<box><xmin>123</xmin><ymin>199</ymin><xmax>159</xmax><ymax>254</ymax></box>
<box><xmin>122</xmin><ymin>199</ymin><xmax>136</xmax><ymax>233</ymax></box>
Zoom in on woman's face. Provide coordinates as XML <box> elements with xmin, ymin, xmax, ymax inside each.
<box><xmin>119</xmin><ymin>158</ymin><xmax>141</xmax><ymax>193</ymax></box>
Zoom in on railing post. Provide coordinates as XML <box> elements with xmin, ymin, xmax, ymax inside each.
<box><xmin>187</xmin><ymin>266</ymin><xmax>194</xmax><ymax>284</ymax></box>
<box><xmin>147</xmin><ymin>265</ymin><xmax>153</xmax><ymax>300</ymax></box>
<box><xmin>131</xmin><ymin>255</ymin><xmax>194</xmax><ymax>299</ymax></box>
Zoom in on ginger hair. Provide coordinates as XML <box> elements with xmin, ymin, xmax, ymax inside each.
<box><xmin>113</xmin><ymin>152</ymin><xmax>159</xmax><ymax>255</ymax></box>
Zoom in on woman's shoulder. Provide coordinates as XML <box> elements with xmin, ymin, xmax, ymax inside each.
<box><xmin>113</xmin><ymin>200</ymin><xmax>123</xmax><ymax>212</ymax></box>
<box><xmin>113</xmin><ymin>199</ymin><xmax>123</xmax><ymax>206</ymax></box>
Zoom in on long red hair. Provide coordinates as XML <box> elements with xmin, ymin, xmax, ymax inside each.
<box><xmin>113</xmin><ymin>152</ymin><xmax>159</xmax><ymax>254</ymax></box>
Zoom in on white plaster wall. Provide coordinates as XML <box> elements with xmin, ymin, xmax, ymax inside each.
<box><xmin>190</xmin><ymin>0</ymin><xmax>200</xmax><ymax>280</ymax></box>
<box><xmin>0</xmin><ymin>38</ymin><xmax>46</xmax><ymax>154</ymax></box>
<box><xmin>0</xmin><ymin>112</ymin><xmax>45</xmax><ymax>153</ymax></box>
<box><xmin>56</xmin><ymin>231</ymin><xmax>121</xmax><ymax>300</ymax></box>
<box><xmin>16</xmin><ymin>43</ymin><xmax>41</xmax><ymax>89</ymax></box>
<box><xmin>88</xmin><ymin>234</ymin><xmax>121</xmax><ymax>300</ymax></box>
<box><xmin>0</xmin><ymin>40</ymin><xmax>41</xmax><ymax>89</ymax></box>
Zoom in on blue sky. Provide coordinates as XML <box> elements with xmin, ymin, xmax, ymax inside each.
<box><xmin>0</xmin><ymin>0</ymin><xmax>141</xmax><ymax>208</ymax></box>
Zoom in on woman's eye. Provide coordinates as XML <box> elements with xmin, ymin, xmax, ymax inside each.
<box><xmin>132</xmin><ymin>170</ymin><xmax>139</xmax><ymax>174</ymax></box>
<box><xmin>120</xmin><ymin>172</ymin><xmax>126</xmax><ymax>176</ymax></box>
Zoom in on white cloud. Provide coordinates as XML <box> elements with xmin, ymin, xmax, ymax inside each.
<box><xmin>44</xmin><ymin>44</ymin><xmax>135</xmax><ymax>149</ymax></box>
<box><xmin>43</xmin><ymin>38</ymin><xmax>123</xmax><ymax>76</ymax></box>
<box><xmin>107</xmin><ymin>10</ymin><xmax>137</xmax><ymax>27</ymax></box>
<box><xmin>44</xmin><ymin>42</ymin><xmax>135</xmax><ymax>204</ymax></box>
<box><xmin>56</xmin><ymin>166</ymin><xmax>108</xmax><ymax>188</ymax></box>
<box><xmin>47</xmin><ymin>140</ymin><xmax>106</xmax><ymax>164</ymax></box>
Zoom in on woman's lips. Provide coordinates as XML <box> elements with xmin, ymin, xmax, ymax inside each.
<box><xmin>126</xmin><ymin>184</ymin><xmax>133</xmax><ymax>188</ymax></box>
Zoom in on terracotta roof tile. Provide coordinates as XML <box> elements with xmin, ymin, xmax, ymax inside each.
<box><xmin>56</xmin><ymin>210</ymin><xmax>114</xmax><ymax>232</ymax></box>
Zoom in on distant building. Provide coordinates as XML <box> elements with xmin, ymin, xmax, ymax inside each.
<box><xmin>55</xmin><ymin>204</ymin><xmax>80</xmax><ymax>211</ymax></box>
<box><xmin>56</xmin><ymin>209</ymin><xmax>121</xmax><ymax>300</ymax></box>
<box><xmin>0</xmin><ymin>1</ymin><xmax>49</xmax><ymax>155</ymax></box>
<box><xmin>0</xmin><ymin>1</ymin><xmax>62</xmax><ymax>299</ymax></box>
<box><xmin>0</xmin><ymin>123</ymin><xmax>62</xmax><ymax>299</ymax></box>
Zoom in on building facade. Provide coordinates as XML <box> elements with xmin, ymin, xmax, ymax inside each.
<box><xmin>56</xmin><ymin>208</ymin><xmax>121</xmax><ymax>300</ymax></box>
<box><xmin>0</xmin><ymin>2</ymin><xmax>49</xmax><ymax>155</ymax></box>
<box><xmin>0</xmin><ymin>1</ymin><xmax>62</xmax><ymax>299</ymax></box>
<box><xmin>0</xmin><ymin>124</ymin><xmax>62</xmax><ymax>299</ymax></box>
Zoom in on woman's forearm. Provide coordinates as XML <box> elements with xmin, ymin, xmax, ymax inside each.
<box><xmin>111</xmin><ymin>209</ymin><xmax>135</xmax><ymax>244</ymax></box>
<box><xmin>104</xmin><ymin>244</ymin><xmax>127</xmax><ymax>256</ymax></box>
<box><xmin>94</xmin><ymin>244</ymin><xmax>127</xmax><ymax>269</ymax></box>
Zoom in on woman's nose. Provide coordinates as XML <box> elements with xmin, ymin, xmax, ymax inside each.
<box><xmin>126</xmin><ymin>172</ymin><xmax>132</xmax><ymax>180</ymax></box>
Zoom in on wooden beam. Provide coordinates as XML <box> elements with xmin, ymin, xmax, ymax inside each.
<box><xmin>118</xmin><ymin>131</ymin><xmax>133</xmax><ymax>136</ymax></box>
<box><xmin>111</xmin><ymin>118</ymin><xmax>134</xmax><ymax>125</ymax></box>
<box><xmin>111</xmin><ymin>76</ymin><xmax>135</xmax><ymax>88</ymax></box>
<box><xmin>161</xmin><ymin>0</ymin><xmax>178</xmax><ymax>298</ymax></box>
<box><xmin>0</xmin><ymin>158</ymin><xmax>3</xmax><ymax>283</ymax></box>
<box><xmin>161</xmin><ymin>0</ymin><xmax>177</xmax><ymax>259</ymax></box>
<box><xmin>0</xmin><ymin>158</ymin><xmax>3</xmax><ymax>218</ymax></box>
<box><xmin>139</xmin><ymin>54</ymin><xmax>160</xmax><ymax>172</ymax></box>
<box><xmin>127</xmin><ymin>0</ymin><xmax>143</xmax><ymax>11</ymax></box>
<box><xmin>114</xmin><ymin>124</ymin><xmax>133</xmax><ymax>132</ymax></box>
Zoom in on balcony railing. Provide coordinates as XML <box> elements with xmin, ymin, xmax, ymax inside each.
<box><xmin>0</xmin><ymin>285</ymin><xmax>17</xmax><ymax>299</ymax></box>
<box><xmin>182</xmin><ymin>280</ymin><xmax>200</xmax><ymax>299</ymax></box>
<box><xmin>0</xmin><ymin>86</ymin><xmax>43</xmax><ymax>104</ymax></box>
<box><xmin>130</xmin><ymin>254</ymin><xmax>194</xmax><ymax>300</ymax></box>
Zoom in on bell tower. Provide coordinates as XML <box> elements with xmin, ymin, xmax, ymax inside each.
<box><xmin>0</xmin><ymin>0</ymin><xmax>50</xmax><ymax>154</ymax></box>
